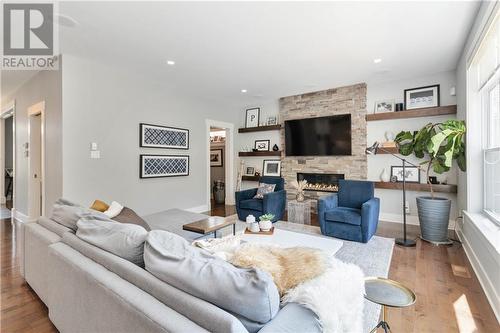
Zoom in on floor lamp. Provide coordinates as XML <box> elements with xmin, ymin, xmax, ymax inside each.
<box><xmin>366</xmin><ymin>142</ymin><xmax>416</xmax><ymax>247</ymax></box>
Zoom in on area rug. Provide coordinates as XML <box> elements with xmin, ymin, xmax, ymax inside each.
<box><xmin>225</xmin><ymin>216</ymin><xmax>394</xmax><ymax>332</ymax></box>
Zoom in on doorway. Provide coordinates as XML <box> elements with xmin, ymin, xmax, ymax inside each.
<box><xmin>206</xmin><ymin>120</ymin><xmax>235</xmax><ymax>214</ymax></box>
<box><xmin>28</xmin><ymin>101</ymin><xmax>45</xmax><ymax>219</ymax></box>
<box><xmin>1</xmin><ymin>102</ymin><xmax>15</xmax><ymax>218</ymax></box>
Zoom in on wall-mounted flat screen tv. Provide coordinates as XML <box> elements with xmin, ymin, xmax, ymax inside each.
<box><xmin>285</xmin><ymin>114</ymin><xmax>351</xmax><ymax>156</ymax></box>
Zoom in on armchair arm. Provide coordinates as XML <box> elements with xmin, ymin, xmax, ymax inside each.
<box><xmin>317</xmin><ymin>194</ymin><xmax>339</xmax><ymax>234</ymax></box>
<box><xmin>235</xmin><ymin>188</ymin><xmax>258</xmax><ymax>207</ymax></box>
<box><xmin>361</xmin><ymin>197</ymin><xmax>380</xmax><ymax>243</ymax></box>
<box><xmin>263</xmin><ymin>190</ymin><xmax>287</xmax><ymax>222</ymax></box>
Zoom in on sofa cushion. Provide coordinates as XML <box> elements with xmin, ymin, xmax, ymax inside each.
<box><xmin>324</xmin><ymin>207</ymin><xmax>362</xmax><ymax>226</ymax></box>
<box><xmin>76</xmin><ymin>213</ymin><xmax>148</xmax><ymax>266</ymax></box>
<box><xmin>90</xmin><ymin>199</ymin><xmax>110</xmax><ymax>212</ymax></box>
<box><xmin>103</xmin><ymin>201</ymin><xmax>124</xmax><ymax>218</ymax></box>
<box><xmin>239</xmin><ymin>199</ymin><xmax>263</xmax><ymax>211</ymax></box>
<box><xmin>113</xmin><ymin>207</ymin><xmax>151</xmax><ymax>231</ymax></box>
<box><xmin>144</xmin><ymin>230</ymin><xmax>280</xmax><ymax>325</ymax></box>
<box><xmin>51</xmin><ymin>203</ymin><xmax>107</xmax><ymax>231</ymax></box>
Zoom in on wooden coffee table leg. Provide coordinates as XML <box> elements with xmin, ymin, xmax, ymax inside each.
<box><xmin>233</xmin><ymin>224</ymin><xmax>236</xmax><ymax>235</ymax></box>
<box><xmin>214</xmin><ymin>230</ymin><xmax>217</xmax><ymax>238</ymax></box>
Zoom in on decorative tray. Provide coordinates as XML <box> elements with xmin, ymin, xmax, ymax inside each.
<box><xmin>244</xmin><ymin>227</ymin><xmax>275</xmax><ymax>235</ymax></box>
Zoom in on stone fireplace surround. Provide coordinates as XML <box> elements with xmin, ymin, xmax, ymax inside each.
<box><xmin>279</xmin><ymin>83</ymin><xmax>368</xmax><ymax>210</ymax></box>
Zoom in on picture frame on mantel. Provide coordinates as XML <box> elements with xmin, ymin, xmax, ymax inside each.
<box><xmin>245</xmin><ymin>108</ymin><xmax>260</xmax><ymax>128</ymax></box>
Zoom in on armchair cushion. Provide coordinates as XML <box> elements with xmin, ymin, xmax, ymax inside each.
<box><xmin>324</xmin><ymin>207</ymin><xmax>362</xmax><ymax>226</ymax></box>
<box><xmin>337</xmin><ymin>179</ymin><xmax>375</xmax><ymax>209</ymax></box>
<box><xmin>253</xmin><ymin>183</ymin><xmax>276</xmax><ymax>199</ymax></box>
<box><xmin>240</xmin><ymin>199</ymin><xmax>264</xmax><ymax>211</ymax></box>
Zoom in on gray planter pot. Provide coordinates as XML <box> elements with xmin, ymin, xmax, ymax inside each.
<box><xmin>416</xmin><ymin>196</ymin><xmax>451</xmax><ymax>244</ymax></box>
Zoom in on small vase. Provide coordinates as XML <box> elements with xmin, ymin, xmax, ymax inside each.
<box><xmin>380</xmin><ymin>168</ymin><xmax>390</xmax><ymax>182</ymax></box>
<box><xmin>296</xmin><ymin>192</ymin><xmax>305</xmax><ymax>202</ymax></box>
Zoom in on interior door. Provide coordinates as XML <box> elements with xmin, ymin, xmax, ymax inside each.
<box><xmin>29</xmin><ymin>114</ymin><xmax>42</xmax><ymax>217</ymax></box>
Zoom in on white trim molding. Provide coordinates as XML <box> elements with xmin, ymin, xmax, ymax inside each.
<box><xmin>12</xmin><ymin>209</ymin><xmax>37</xmax><ymax>224</ymax></box>
<box><xmin>379</xmin><ymin>212</ymin><xmax>456</xmax><ymax>230</ymax></box>
<box><xmin>185</xmin><ymin>205</ymin><xmax>210</xmax><ymax>214</ymax></box>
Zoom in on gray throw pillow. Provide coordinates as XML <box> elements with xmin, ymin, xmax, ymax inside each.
<box><xmin>76</xmin><ymin>213</ymin><xmax>148</xmax><ymax>266</ymax></box>
<box><xmin>51</xmin><ymin>204</ymin><xmax>107</xmax><ymax>231</ymax></box>
<box><xmin>144</xmin><ymin>230</ymin><xmax>280</xmax><ymax>324</ymax></box>
<box><xmin>112</xmin><ymin>207</ymin><xmax>151</xmax><ymax>231</ymax></box>
<box><xmin>253</xmin><ymin>183</ymin><xmax>276</xmax><ymax>199</ymax></box>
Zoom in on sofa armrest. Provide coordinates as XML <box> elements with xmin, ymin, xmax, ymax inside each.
<box><xmin>235</xmin><ymin>188</ymin><xmax>258</xmax><ymax>207</ymax></box>
<box><xmin>263</xmin><ymin>190</ymin><xmax>286</xmax><ymax>222</ymax></box>
<box><xmin>361</xmin><ymin>197</ymin><xmax>380</xmax><ymax>242</ymax></box>
<box><xmin>258</xmin><ymin>303</ymin><xmax>321</xmax><ymax>333</ymax></box>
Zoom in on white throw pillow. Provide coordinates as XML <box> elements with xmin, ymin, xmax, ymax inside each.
<box><xmin>76</xmin><ymin>213</ymin><xmax>148</xmax><ymax>266</ymax></box>
<box><xmin>103</xmin><ymin>201</ymin><xmax>124</xmax><ymax>218</ymax></box>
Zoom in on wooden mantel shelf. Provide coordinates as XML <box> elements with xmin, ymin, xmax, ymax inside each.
<box><xmin>374</xmin><ymin>181</ymin><xmax>457</xmax><ymax>193</ymax></box>
<box><xmin>366</xmin><ymin>105</ymin><xmax>457</xmax><ymax>121</ymax></box>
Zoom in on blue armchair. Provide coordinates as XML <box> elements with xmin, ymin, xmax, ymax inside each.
<box><xmin>318</xmin><ymin>179</ymin><xmax>380</xmax><ymax>243</ymax></box>
<box><xmin>235</xmin><ymin>176</ymin><xmax>286</xmax><ymax>222</ymax></box>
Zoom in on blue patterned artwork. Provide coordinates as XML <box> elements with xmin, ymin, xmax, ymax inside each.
<box><xmin>140</xmin><ymin>155</ymin><xmax>189</xmax><ymax>178</ymax></box>
<box><xmin>140</xmin><ymin>123</ymin><xmax>189</xmax><ymax>149</ymax></box>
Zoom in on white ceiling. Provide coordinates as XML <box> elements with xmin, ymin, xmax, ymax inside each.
<box><xmin>41</xmin><ymin>2</ymin><xmax>482</xmax><ymax>106</ymax></box>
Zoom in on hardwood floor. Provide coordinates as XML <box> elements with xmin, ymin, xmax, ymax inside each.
<box><xmin>1</xmin><ymin>204</ymin><xmax>498</xmax><ymax>333</ymax></box>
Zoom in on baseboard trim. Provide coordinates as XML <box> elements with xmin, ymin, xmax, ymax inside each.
<box><xmin>456</xmin><ymin>215</ymin><xmax>500</xmax><ymax>323</ymax></box>
<box><xmin>379</xmin><ymin>212</ymin><xmax>455</xmax><ymax>229</ymax></box>
<box><xmin>0</xmin><ymin>196</ymin><xmax>5</xmax><ymax>204</ymax></box>
<box><xmin>12</xmin><ymin>209</ymin><xmax>37</xmax><ymax>223</ymax></box>
<box><xmin>186</xmin><ymin>205</ymin><xmax>209</xmax><ymax>214</ymax></box>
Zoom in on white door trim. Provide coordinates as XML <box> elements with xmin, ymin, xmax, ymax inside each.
<box><xmin>0</xmin><ymin>101</ymin><xmax>15</xmax><ymax>207</ymax></box>
<box><xmin>28</xmin><ymin>101</ymin><xmax>45</xmax><ymax>218</ymax></box>
<box><xmin>206</xmin><ymin>120</ymin><xmax>235</xmax><ymax>210</ymax></box>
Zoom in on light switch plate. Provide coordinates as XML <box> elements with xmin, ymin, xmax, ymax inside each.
<box><xmin>90</xmin><ymin>142</ymin><xmax>98</xmax><ymax>151</ymax></box>
<box><xmin>90</xmin><ymin>150</ymin><xmax>100</xmax><ymax>159</ymax></box>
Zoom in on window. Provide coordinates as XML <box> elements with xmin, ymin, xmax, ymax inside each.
<box><xmin>473</xmin><ymin>12</ymin><xmax>500</xmax><ymax>224</ymax></box>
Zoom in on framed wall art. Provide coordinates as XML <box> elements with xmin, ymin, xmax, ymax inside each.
<box><xmin>210</xmin><ymin>149</ymin><xmax>223</xmax><ymax>167</ymax></box>
<box><xmin>374</xmin><ymin>100</ymin><xmax>395</xmax><ymax>113</ymax></box>
<box><xmin>140</xmin><ymin>155</ymin><xmax>189</xmax><ymax>178</ymax></box>
<box><xmin>391</xmin><ymin>166</ymin><xmax>420</xmax><ymax>183</ymax></box>
<box><xmin>245</xmin><ymin>108</ymin><xmax>260</xmax><ymax>128</ymax></box>
<box><xmin>263</xmin><ymin>160</ymin><xmax>281</xmax><ymax>177</ymax></box>
<box><xmin>404</xmin><ymin>85</ymin><xmax>440</xmax><ymax>110</ymax></box>
<box><xmin>140</xmin><ymin>123</ymin><xmax>189</xmax><ymax>149</ymax></box>
<box><xmin>254</xmin><ymin>139</ymin><xmax>270</xmax><ymax>151</ymax></box>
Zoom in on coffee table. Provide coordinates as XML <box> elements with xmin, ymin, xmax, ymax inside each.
<box><xmin>183</xmin><ymin>216</ymin><xmax>236</xmax><ymax>238</ymax></box>
<box><xmin>364</xmin><ymin>277</ymin><xmax>416</xmax><ymax>333</ymax></box>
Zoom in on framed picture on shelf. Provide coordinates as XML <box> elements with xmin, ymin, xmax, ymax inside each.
<box><xmin>210</xmin><ymin>149</ymin><xmax>223</xmax><ymax>167</ymax></box>
<box><xmin>374</xmin><ymin>100</ymin><xmax>395</xmax><ymax>113</ymax></box>
<box><xmin>263</xmin><ymin>160</ymin><xmax>281</xmax><ymax>177</ymax></box>
<box><xmin>391</xmin><ymin>166</ymin><xmax>420</xmax><ymax>183</ymax></box>
<box><xmin>404</xmin><ymin>85</ymin><xmax>440</xmax><ymax>110</ymax></box>
<box><xmin>140</xmin><ymin>155</ymin><xmax>189</xmax><ymax>178</ymax></box>
<box><xmin>254</xmin><ymin>139</ymin><xmax>270</xmax><ymax>151</ymax></box>
<box><xmin>245</xmin><ymin>108</ymin><xmax>260</xmax><ymax>128</ymax></box>
<box><xmin>246</xmin><ymin>167</ymin><xmax>255</xmax><ymax>175</ymax></box>
<box><xmin>140</xmin><ymin>123</ymin><xmax>189</xmax><ymax>149</ymax></box>
<box><xmin>266</xmin><ymin>116</ymin><xmax>278</xmax><ymax>125</ymax></box>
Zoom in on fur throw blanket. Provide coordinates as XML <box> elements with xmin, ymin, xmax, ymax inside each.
<box><xmin>194</xmin><ymin>237</ymin><xmax>365</xmax><ymax>333</ymax></box>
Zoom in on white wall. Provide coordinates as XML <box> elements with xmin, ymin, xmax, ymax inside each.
<box><xmin>367</xmin><ymin>71</ymin><xmax>459</xmax><ymax>225</ymax></box>
<box><xmin>61</xmin><ymin>55</ymin><xmax>239</xmax><ymax>215</ymax></box>
<box><xmin>1</xmin><ymin>69</ymin><xmax>63</xmax><ymax>218</ymax></box>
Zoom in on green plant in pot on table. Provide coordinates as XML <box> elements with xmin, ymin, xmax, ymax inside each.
<box><xmin>395</xmin><ymin>120</ymin><xmax>466</xmax><ymax>244</ymax></box>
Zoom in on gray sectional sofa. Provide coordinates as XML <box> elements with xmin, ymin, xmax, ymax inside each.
<box><xmin>22</xmin><ymin>209</ymin><xmax>321</xmax><ymax>333</ymax></box>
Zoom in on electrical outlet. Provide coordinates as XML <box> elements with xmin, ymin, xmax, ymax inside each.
<box><xmin>405</xmin><ymin>201</ymin><xmax>410</xmax><ymax>214</ymax></box>
<box><xmin>90</xmin><ymin>150</ymin><xmax>100</xmax><ymax>159</ymax></box>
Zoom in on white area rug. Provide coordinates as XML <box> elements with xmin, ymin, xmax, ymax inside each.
<box><xmin>241</xmin><ymin>228</ymin><xmax>343</xmax><ymax>255</ymax></box>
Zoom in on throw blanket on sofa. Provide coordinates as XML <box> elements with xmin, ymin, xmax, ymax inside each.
<box><xmin>194</xmin><ymin>238</ymin><xmax>365</xmax><ymax>333</ymax></box>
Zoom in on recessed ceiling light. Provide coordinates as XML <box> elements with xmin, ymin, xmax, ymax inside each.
<box><xmin>241</xmin><ymin>89</ymin><xmax>247</xmax><ymax>93</ymax></box>
<box><xmin>373</xmin><ymin>58</ymin><xmax>382</xmax><ymax>64</ymax></box>
<box><xmin>167</xmin><ymin>60</ymin><xmax>175</xmax><ymax>66</ymax></box>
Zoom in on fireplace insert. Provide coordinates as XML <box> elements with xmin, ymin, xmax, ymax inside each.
<box><xmin>297</xmin><ymin>173</ymin><xmax>345</xmax><ymax>192</ymax></box>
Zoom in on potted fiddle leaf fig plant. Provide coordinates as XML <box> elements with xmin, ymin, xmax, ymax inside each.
<box><xmin>395</xmin><ymin>120</ymin><xmax>466</xmax><ymax>244</ymax></box>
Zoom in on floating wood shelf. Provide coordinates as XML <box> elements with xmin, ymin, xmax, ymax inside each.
<box><xmin>238</xmin><ymin>125</ymin><xmax>281</xmax><ymax>133</ymax></box>
<box><xmin>374</xmin><ymin>181</ymin><xmax>457</xmax><ymax>193</ymax></box>
<box><xmin>242</xmin><ymin>175</ymin><xmax>260</xmax><ymax>181</ymax></box>
<box><xmin>238</xmin><ymin>151</ymin><xmax>281</xmax><ymax>157</ymax></box>
<box><xmin>366</xmin><ymin>146</ymin><xmax>399</xmax><ymax>154</ymax></box>
<box><xmin>366</xmin><ymin>105</ymin><xmax>457</xmax><ymax>121</ymax></box>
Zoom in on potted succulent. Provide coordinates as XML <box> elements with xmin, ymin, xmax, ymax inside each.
<box><xmin>395</xmin><ymin>120</ymin><xmax>466</xmax><ymax>244</ymax></box>
<box><xmin>259</xmin><ymin>213</ymin><xmax>275</xmax><ymax>231</ymax></box>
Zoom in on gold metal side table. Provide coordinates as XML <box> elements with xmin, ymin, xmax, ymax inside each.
<box><xmin>364</xmin><ymin>277</ymin><xmax>416</xmax><ymax>333</ymax></box>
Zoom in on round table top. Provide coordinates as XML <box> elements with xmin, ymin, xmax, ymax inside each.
<box><xmin>364</xmin><ymin>277</ymin><xmax>416</xmax><ymax>308</ymax></box>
